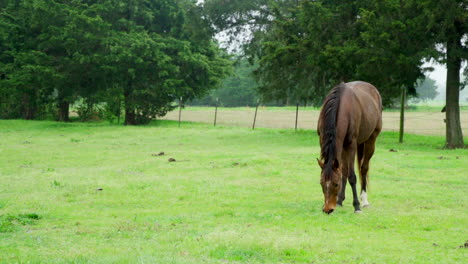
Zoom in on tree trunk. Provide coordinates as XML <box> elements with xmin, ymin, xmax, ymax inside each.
<box><xmin>445</xmin><ymin>28</ymin><xmax>464</xmax><ymax>148</ymax></box>
<box><xmin>22</xmin><ymin>93</ymin><xmax>36</xmax><ymax>120</ymax></box>
<box><xmin>124</xmin><ymin>91</ymin><xmax>136</xmax><ymax>125</ymax></box>
<box><xmin>57</xmin><ymin>99</ymin><xmax>70</xmax><ymax>122</ymax></box>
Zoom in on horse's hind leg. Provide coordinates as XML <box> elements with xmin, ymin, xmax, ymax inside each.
<box><xmin>357</xmin><ymin>143</ymin><xmax>364</xmax><ymax>179</ymax></box>
<box><xmin>359</xmin><ymin>133</ymin><xmax>378</xmax><ymax>207</ymax></box>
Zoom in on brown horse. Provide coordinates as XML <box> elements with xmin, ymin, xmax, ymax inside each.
<box><xmin>317</xmin><ymin>81</ymin><xmax>382</xmax><ymax>214</ymax></box>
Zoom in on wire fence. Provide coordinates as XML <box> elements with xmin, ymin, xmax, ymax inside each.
<box><xmin>161</xmin><ymin>105</ymin><xmax>468</xmax><ymax>136</ymax></box>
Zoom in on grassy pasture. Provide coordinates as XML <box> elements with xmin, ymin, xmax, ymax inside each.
<box><xmin>0</xmin><ymin>120</ymin><xmax>467</xmax><ymax>263</ymax></box>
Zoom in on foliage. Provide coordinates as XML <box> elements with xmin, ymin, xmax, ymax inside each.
<box><xmin>253</xmin><ymin>0</ymin><xmax>429</xmax><ymax>106</ymax></box>
<box><xmin>356</xmin><ymin>0</ymin><xmax>430</xmax><ymax>105</ymax></box>
<box><xmin>413</xmin><ymin>77</ymin><xmax>439</xmax><ymax>102</ymax></box>
<box><xmin>203</xmin><ymin>0</ymin><xmax>460</xmax><ymax>107</ymax></box>
<box><xmin>190</xmin><ymin>59</ymin><xmax>260</xmax><ymax>107</ymax></box>
<box><xmin>417</xmin><ymin>0</ymin><xmax>467</xmax><ymax>148</ymax></box>
<box><xmin>204</xmin><ymin>0</ymin><xmax>465</xmax><ymax>146</ymax></box>
<box><xmin>0</xmin><ymin>0</ymin><xmax>231</xmax><ymax>124</ymax></box>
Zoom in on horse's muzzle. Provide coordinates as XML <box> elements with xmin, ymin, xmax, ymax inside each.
<box><xmin>322</xmin><ymin>205</ymin><xmax>335</xmax><ymax>214</ymax></box>
<box><xmin>323</xmin><ymin>199</ymin><xmax>336</xmax><ymax>214</ymax></box>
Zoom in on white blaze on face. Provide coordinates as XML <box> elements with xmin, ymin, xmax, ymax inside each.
<box><xmin>361</xmin><ymin>191</ymin><xmax>370</xmax><ymax>207</ymax></box>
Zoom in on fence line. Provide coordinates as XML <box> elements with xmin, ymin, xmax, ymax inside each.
<box><xmin>161</xmin><ymin>105</ymin><xmax>468</xmax><ymax>136</ymax></box>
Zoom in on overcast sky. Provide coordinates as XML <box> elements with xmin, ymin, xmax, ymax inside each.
<box><xmin>425</xmin><ymin>62</ymin><xmax>446</xmax><ymax>88</ymax></box>
<box><xmin>424</xmin><ymin>61</ymin><xmax>468</xmax><ymax>101</ymax></box>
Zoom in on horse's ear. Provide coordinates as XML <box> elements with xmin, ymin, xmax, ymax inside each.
<box><xmin>333</xmin><ymin>159</ymin><xmax>340</xmax><ymax>170</ymax></box>
<box><xmin>317</xmin><ymin>158</ymin><xmax>324</xmax><ymax>169</ymax></box>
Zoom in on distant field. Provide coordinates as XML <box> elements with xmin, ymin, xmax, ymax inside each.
<box><xmin>162</xmin><ymin>106</ymin><xmax>468</xmax><ymax>136</ymax></box>
<box><xmin>0</xmin><ymin>120</ymin><xmax>466</xmax><ymax>263</ymax></box>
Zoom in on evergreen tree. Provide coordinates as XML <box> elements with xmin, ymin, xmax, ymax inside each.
<box><xmin>190</xmin><ymin>59</ymin><xmax>259</xmax><ymax>107</ymax></box>
<box><xmin>0</xmin><ymin>0</ymin><xmax>230</xmax><ymax>124</ymax></box>
<box><xmin>414</xmin><ymin>77</ymin><xmax>438</xmax><ymax>102</ymax></box>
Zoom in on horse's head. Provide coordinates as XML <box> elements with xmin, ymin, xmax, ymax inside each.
<box><xmin>317</xmin><ymin>159</ymin><xmax>342</xmax><ymax>214</ymax></box>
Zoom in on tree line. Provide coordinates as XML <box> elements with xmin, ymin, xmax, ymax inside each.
<box><xmin>202</xmin><ymin>0</ymin><xmax>466</xmax><ymax>148</ymax></box>
<box><xmin>189</xmin><ymin>59</ymin><xmax>439</xmax><ymax>107</ymax></box>
<box><xmin>0</xmin><ymin>0</ymin><xmax>231</xmax><ymax>124</ymax></box>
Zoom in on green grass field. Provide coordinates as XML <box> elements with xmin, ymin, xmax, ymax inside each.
<box><xmin>0</xmin><ymin>120</ymin><xmax>466</xmax><ymax>263</ymax></box>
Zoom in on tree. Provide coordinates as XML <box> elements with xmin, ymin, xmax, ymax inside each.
<box><xmin>357</xmin><ymin>0</ymin><xmax>431</xmax><ymax>143</ymax></box>
<box><xmin>96</xmin><ymin>0</ymin><xmax>230</xmax><ymax>124</ymax></box>
<box><xmin>418</xmin><ymin>0</ymin><xmax>466</xmax><ymax>148</ymax></box>
<box><xmin>0</xmin><ymin>0</ymin><xmax>110</xmax><ymax>121</ymax></box>
<box><xmin>190</xmin><ymin>59</ymin><xmax>259</xmax><ymax>107</ymax></box>
<box><xmin>0</xmin><ymin>0</ymin><xmax>230</xmax><ymax>124</ymax></box>
<box><xmin>0</xmin><ymin>0</ymin><xmax>59</xmax><ymax>119</ymax></box>
<box><xmin>414</xmin><ymin>77</ymin><xmax>438</xmax><ymax>102</ymax></box>
<box><xmin>217</xmin><ymin>60</ymin><xmax>259</xmax><ymax>107</ymax></box>
<box><xmin>105</xmin><ymin>31</ymin><xmax>179</xmax><ymax>125</ymax></box>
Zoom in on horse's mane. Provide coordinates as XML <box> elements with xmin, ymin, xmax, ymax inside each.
<box><xmin>319</xmin><ymin>83</ymin><xmax>345</xmax><ymax>180</ymax></box>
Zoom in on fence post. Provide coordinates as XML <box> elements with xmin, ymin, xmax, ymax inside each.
<box><xmin>399</xmin><ymin>88</ymin><xmax>406</xmax><ymax>143</ymax></box>
<box><xmin>252</xmin><ymin>99</ymin><xmax>260</xmax><ymax>130</ymax></box>
<box><xmin>214</xmin><ymin>98</ymin><xmax>219</xmax><ymax>127</ymax></box>
<box><xmin>295</xmin><ymin>102</ymin><xmax>299</xmax><ymax>131</ymax></box>
<box><xmin>117</xmin><ymin>98</ymin><xmax>121</xmax><ymax>125</ymax></box>
<box><xmin>178</xmin><ymin>96</ymin><xmax>182</xmax><ymax>127</ymax></box>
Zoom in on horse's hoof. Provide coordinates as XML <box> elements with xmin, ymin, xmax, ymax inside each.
<box><xmin>354</xmin><ymin>210</ymin><xmax>362</xmax><ymax>214</ymax></box>
<box><xmin>362</xmin><ymin>203</ymin><xmax>370</xmax><ymax>208</ymax></box>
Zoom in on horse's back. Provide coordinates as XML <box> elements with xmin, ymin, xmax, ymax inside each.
<box><xmin>343</xmin><ymin>81</ymin><xmax>382</xmax><ymax>143</ymax></box>
<box><xmin>346</xmin><ymin>81</ymin><xmax>381</xmax><ymax>107</ymax></box>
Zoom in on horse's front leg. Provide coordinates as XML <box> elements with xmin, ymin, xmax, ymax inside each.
<box><xmin>337</xmin><ymin>149</ymin><xmax>350</xmax><ymax>207</ymax></box>
<box><xmin>348</xmin><ymin>141</ymin><xmax>361</xmax><ymax>213</ymax></box>
<box><xmin>349</xmin><ymin>169</ymin><xmax>361</xmax><ymax>213</ymax></box>
<box><xmin>337</xmin><ymin>170</ymin><xmax>347</xmax><ymax>206</ymax></box>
